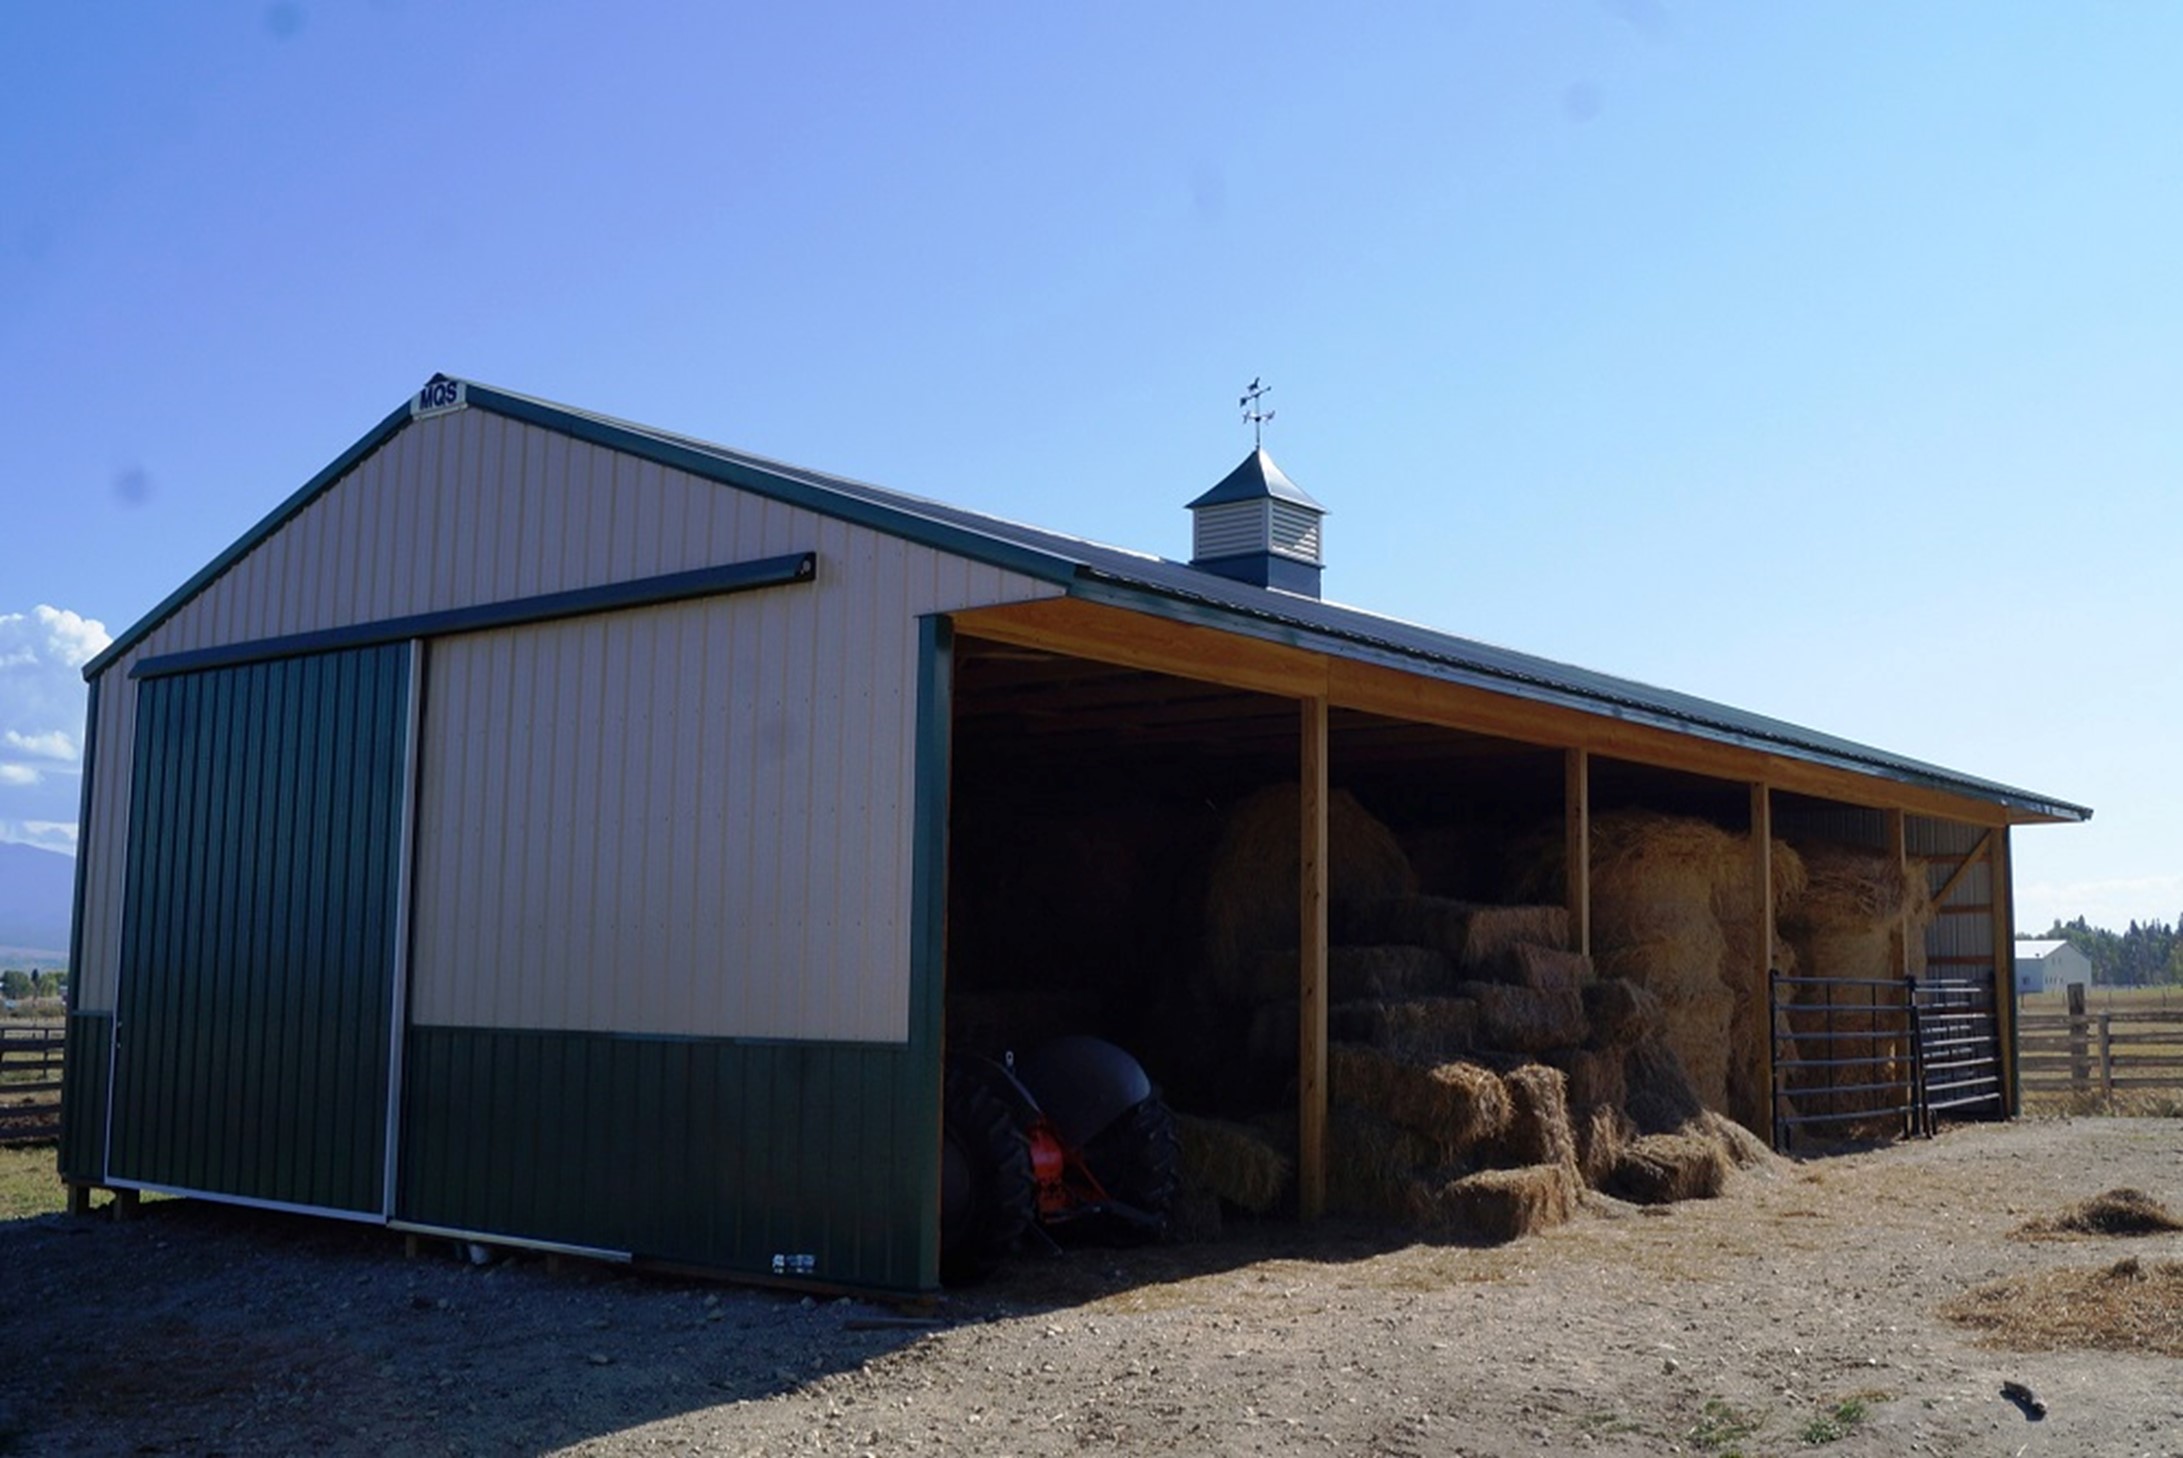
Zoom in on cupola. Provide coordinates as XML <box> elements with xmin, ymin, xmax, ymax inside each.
<box><xmin>1187</xmin><ymin>447</ymin><xmax>1327</xmax><ymax>598</ymax></box>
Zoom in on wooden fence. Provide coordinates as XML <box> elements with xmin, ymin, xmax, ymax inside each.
<box><xmin>0</xmin><ymin>1023</ymin><xmax>65</xmax><ymax>1143</ymax></box>
<box><xmin>2019</xmin><ymin>985</ymin><xmax>2183</xmax><ymax>1107</ymax></box>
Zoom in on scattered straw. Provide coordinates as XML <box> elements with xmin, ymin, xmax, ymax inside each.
<box><xmin>2014</xmin><ymin>1188</ymin><xmax>2183</xmax><ymax>1241</ymax></box>
<box><xmin>1942</xmin><ymin>1258</ymin><xmax>2183</xmax><ymax>1357</ymax></box>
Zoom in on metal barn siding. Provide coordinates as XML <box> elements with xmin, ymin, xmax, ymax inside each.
<box><xmin>69</xmin><ymin>405</ymin><xmax>1059</xmax><ymax>1016</ymax></box>
<box><xmin>392</xmin><ymin>616</ymin><xmax>958</xmax><ymax>1289</ymax></box>
<box><xmin>105</xmin><ymin>645</ymin><xmax>412</xmax><ymax>1214</ymax></box>
<box><xmin>405</xmin><ymin>517</ymin><xmax>1024</xmax><ymax>1041</ymax></box>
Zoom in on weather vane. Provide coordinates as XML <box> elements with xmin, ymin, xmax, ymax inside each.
<box><xmin>1239</xmin><ymin>377</ymin><xmax>1274</xmax><ymax>449</ymax></box>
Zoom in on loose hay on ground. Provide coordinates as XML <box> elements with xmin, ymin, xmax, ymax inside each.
<box><xmin>1174</xmin><ymin>1114</ymin><xmax>1295</xmax><ymax>1214</ymax></box>
<box><xmin>2013</xmin><ymin>1187</ymin><xmax>2183</xmax><ymax>1240</ymax></box>
<box><xmin>1942</xmin><ymin>1258</ymin><xmax>2183</xmax><ymax>1358</ymax></box>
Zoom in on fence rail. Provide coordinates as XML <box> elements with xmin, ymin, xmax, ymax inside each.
<box><xmin>2019</xmin><ymin>986</ymin><xmax>2183</xmax><ymax>1104</ymax></box>
<box><xmin>0</xmin><ymin>1024</ymin><xmax>65</xmax><ymax>1143</ymax></box>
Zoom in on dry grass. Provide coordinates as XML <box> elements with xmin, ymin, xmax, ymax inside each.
<box><xmin>0</xmin><ymin>1141</ymin><xmax>65</xmax><ymax>1221</ymax></box>
<box><xmin>2012</xmin><ymin>1187</ymin><xmax>2183</xmax><ymax>1240</ymax></box>
<box><xmin>1942</xmin><ymin>1257</ymin><xmax>2183</xmax><ymax>1357</ymax></box>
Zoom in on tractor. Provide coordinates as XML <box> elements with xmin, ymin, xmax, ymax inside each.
<box><xmin>939</xmin><ymin>1035</ymin><xmax>1182</xmax><ymax>1281</ymax></box>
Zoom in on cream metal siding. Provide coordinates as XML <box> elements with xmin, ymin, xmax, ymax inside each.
<box><xmin>74</xmin><ymin>408</ymin><xmax>1059</xmax><ymax>1012</ymax></box>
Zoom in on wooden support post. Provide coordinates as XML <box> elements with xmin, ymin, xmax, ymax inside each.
<box><xmin>1298</xmin><ymin>696</ymin><xmax>1330</xmax><ymax>1220</ymax></box>
<box><xmin>1751</xmin><ymin>783</ymin><xmax>1776</xmax><ymax>1143</ymax></box>
<box><xmin>112</xmin><ymin>1188</ymin><xmax>140</xmax><ymax>1222</ymax></box>
<box><xmin>66</xmin><ymin>1183</ymin><xmax>94</xmax><ymax>1219</ymax></box>
<box><xmin>1564</xmin><ymin>749</ymin><xmax>1591</xmax><ymax>959</ymax></box>
<box><xmin>2098</xmin><ymin>1011</ymin><xmax>2114</xmax><ymax>1105</ymax></box>
<box><xmin>1991</xmin><ymin>827</ymin><xmax>2019</xmax><ymax>1114</ymax></box>
<box><xmin>2067</xmin><ymin>982</ymin><xmax>2090</xmax><ymax>1093</ymax></box>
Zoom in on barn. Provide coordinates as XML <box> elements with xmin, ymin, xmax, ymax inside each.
<box><xmin>59</xmin><ymin>376</ymin><xmax>2088</xmax><ymax>1292</ymax></box>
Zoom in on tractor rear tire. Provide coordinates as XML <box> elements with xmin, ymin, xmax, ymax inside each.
<box><xmin>940</xmin><ymin>1060</ymin><xmax>1035</xmax><ymax>1283</ymax></box>
<box><xmin>1080</xmin><ymin>1093</ymin><xmax>1182</xmax><ymax>1242</ymax></box>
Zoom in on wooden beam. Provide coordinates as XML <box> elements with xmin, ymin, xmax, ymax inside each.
<box><xmin>950</xmin><ymin>596</ymin><xmax>2044</xmax><ymax>828</ymax></box>
<box><xmin>1751</xmin><ymin>783</ymin><xmax>1776</xmax><ymax>1145</ymax></box>
<box><xmin>1991</xmin><ymin>826</ymin><xmax>2019</xmax><ymax>1115</ymax></box>
<box><xmin>1565</xmin><ymin>749</ymin><xmax>1591</xmax><ymax>958</ymax></box>
<box><xmin>1928</xmin><ymin>831</ymin><xmax>1995</xmax><ymax>912</ymax></box>
<box><xmin>1299</xmin><ymin>696</ymin><xmax>1330</xmax><ymax>1220</ymax></box>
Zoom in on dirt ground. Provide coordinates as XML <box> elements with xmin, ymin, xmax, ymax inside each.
<box><xmin>2</xmin><ymin>1117</ymin><xmax>2180</xmax><ymax>1458</ymax></box>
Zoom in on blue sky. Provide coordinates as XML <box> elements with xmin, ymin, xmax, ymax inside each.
<box><xmin>2</xmin><ymin>2</ymin><xmax>2176</xmax><ymax>933</ymax></box>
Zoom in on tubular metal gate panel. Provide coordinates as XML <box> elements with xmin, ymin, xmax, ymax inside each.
<box><xmin>1769</xmin><ymin>973</ymin><xmax>1921</xmax><ymax>1149</ymax></box>
<box><xmin>1914</xmin><ymin>976</ymin><xmax>2004</xmax><ymax>1121</ymax></box>
<box><xmin>1770</xmin><ymin>970</ymin><xmax>2006</xmax><ymax>1149</ymax></box>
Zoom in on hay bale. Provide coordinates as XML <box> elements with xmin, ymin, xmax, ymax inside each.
<box><xmin>1491</xmin><ymin>943</ymin><xmax>1591</xmax><ymax>992</ymax></box>
<box><xmin>1429</xmin><ymin>1163</ymin><xmax>1579</xmax><ymax>1241</ymax></box>
<box><xmin>1329</xmin><ymin>1043</ymin><xmax>1512</xmax><ymax>1153</ymax></box>
<box><xmin>1493</xmin><ymin>1063</ymin><xmax>1578</xmax><ymax>1170</ymax></box>
<box><xmin>1696</xmin><ymin>1109</ymin><xmax>1775</xmax><ymax>1169</ymax></box>
<box><xmin>1175</xmin><ymin>1114</ymin><xmax>1295</xmax><ymax>1214</ymax></box>
<box><xmin>1657</xmin><ymin>993</ymin><xmax>1733</xmax><ymax>1120</ymax></box>
<box><xmin>1325</xmin><ymin>1106</ymin><xmax>1452</xmax><ymax>1221</ymax></box>
<box><xmin>1581</xmin><ymin>978</ymin><xmax>1664</xmax><ymax>1049</ymax></box>
<box><xmin>1544</xmin><ymin>1044</ymin><xmax>1628</xmax><ymax>1113</ymax></box>
<box><xmin>1329</xmin><ymin>996</ymin><xmax>1479</xmax><ymax>1059</ymax></box>
<box><xmin>1248</xmin><ymin>944</ymin><xmax>1455</xmax><ymax>1008</ymax></box>
<box><xmin>1623</xmin><ymin>1037</ymin><xmax>1706</xmax><ymax>1136</ymax></box>
<box><xmin>1607</xmin><ymin>1133</ymin><xmax>1730</xmax><ymax>1204</ymax></box>
<box><xmin>1573</xmin><ymin>1103</ymin><xmax>1635</xmax><ymax>1188</ymax></box>
<box><xmin>1203</xmin><ymin>785</ymin><xmax>1417</xmax><ymax>1003</ymax></box>
<box><xmin>1341</xmin><ymin>898</ymin><xmax>1571</xmax><ymax>965</ymax></box>
<box><xmin>1457</xmin><ymin>981</ymin><xmax>1588</xmax><ymax>1053</ymax></box>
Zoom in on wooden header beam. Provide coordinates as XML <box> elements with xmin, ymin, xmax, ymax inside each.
<box><xmin>951</xmin><ymin>596</ymin><xmax>2038</xmax><ymax>828</ymax></box>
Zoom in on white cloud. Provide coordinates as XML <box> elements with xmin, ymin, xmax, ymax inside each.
<box><xmin>0</xmin><ymin>819</ymin><xmax>77</xmax><ymax>854</ymax></box>
<box><xmin>2</xmin><ymin>728</ymin><xmax>77</xmax><ymax>762</ymax></box>
<box><xmin>0</xmin><ymin>603</ymin><xmax>109</xmax><ymax>840</ymax></box>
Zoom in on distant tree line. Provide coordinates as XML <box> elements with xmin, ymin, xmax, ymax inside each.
<box><xmin>2032</xmin><ymin>916</ymin><xmax>2183</xmax><ymax>986</ymax></box>
<box><xmin>0</xmin><ymin>968</ymin><xmax>67</xmax><ymax>1002</ymax></box>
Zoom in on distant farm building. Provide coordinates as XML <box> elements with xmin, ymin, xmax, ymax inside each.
<box><xmin>2014</xmin><ymin>939</ymin><xmax>2094</xmax><ymax>995</ymax></box>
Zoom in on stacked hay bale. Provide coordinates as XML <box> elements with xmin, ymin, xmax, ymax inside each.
<box><xmin>1777</xmin><ymin>842</ymin><xmax>1935</xmax><ymax>1124</ymax></box>
<box><xmin>1183</xmin><ymin>787</ymin><xmax>1774</xmax><ymax>1245</ymax></box>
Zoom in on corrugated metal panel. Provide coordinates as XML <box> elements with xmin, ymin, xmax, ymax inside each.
<box><xmin>107</xmin><ymin>646</ymin><xmax>410</xmax><ymax>1213</ymax></box>
<box><xmin>57</xmin><ymin>1011</ymin><xmax>113</xmax><ymax>1182</ymax></box>
<box><xmin>397</xmin><ymin>1027</ymin><xmax>935</xmax><ymax>1290</ymax></box>
<box><xmin>1775</xmin><ymin>803</ymin><xmax>1887</xmax><ymax>849</ymax></box>
<box><xmin>407</xmin><ymin>518</ymin><xmax>1001</xmax><ymax>1042</ymax></box>
<box><xmin>71</xmin><ymin>410</ymin><xmax>1059</xmax><ymax>1012</ymax></box>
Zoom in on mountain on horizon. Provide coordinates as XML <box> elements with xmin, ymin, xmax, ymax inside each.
<box><xmin>0</xmin><ymin>841</ymin><xmax>73</xmax><ymax>961</ymax></box>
